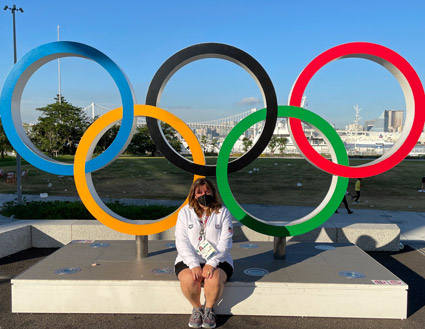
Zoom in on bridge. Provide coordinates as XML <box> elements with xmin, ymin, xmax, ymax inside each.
<box><xmin>82</xmin><ymin>102</ymin><xmax>112</xmax><ymax>119</ymax></box>
<box><xmin>186</xmin><ymin>108</ymin><xmax>257</xmax><ymax>130</ymax></box>
<box><xmin>82</xmin><ymin>103</ymin><xmax>263</xmax><ymax>136</ymax></box>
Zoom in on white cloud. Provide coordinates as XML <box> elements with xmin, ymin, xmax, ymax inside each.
<box><xmin>237</xmin><ymin>97</ymin><xmax>261</xmax><ymax>106</ymax></box>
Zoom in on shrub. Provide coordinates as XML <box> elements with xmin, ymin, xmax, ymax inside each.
<box><xmin>0</xmin><ymin>200</ymin><xmax>178</xmax><ymax>220</ymax></box>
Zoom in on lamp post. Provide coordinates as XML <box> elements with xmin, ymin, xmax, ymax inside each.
<box><xmin>4</xmin><ymin>4</ymin><xmax>24</xmax><ymax>205</ymax></box>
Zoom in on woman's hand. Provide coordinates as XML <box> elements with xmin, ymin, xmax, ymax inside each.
<box><xmin>202</xmin><ymin>264</ymin><xmax>215</xmax><ymax>280</ymax></box>
<box><xmin>191</xmin><ymin>266</ymin><xmax>203</xmax><ymax>282</ymax></box>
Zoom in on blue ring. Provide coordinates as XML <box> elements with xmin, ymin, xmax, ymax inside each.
<box><xmin>0</xmin><ymin>41</ymin><xmax>135</xmax><ymax>175</ymax></box>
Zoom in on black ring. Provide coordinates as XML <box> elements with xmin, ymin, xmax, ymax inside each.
<box><xmin>145</xmin><ymin>43</ymin><xmax>278</xmax><ymax>176</ymax></box>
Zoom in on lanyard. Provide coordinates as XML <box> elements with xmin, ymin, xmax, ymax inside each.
<box><xmin>198</xmin><ymin>214</ymin><xmax>209</xmax><ymax>241</ymax></box>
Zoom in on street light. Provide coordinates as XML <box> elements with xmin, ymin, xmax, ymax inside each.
<box><xmin>4</xmin><ymin>4</ymin><xmax>24</xmax><ymax>204</ymax></box>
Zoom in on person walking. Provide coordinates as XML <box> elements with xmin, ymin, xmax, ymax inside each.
<box><xmin>420</xmin><ymin>176</ymin><xmax>425</xmax><ymax>192</ymax></box>
<box><xmin>335</xmin><ymin>191</ymin><xmax>353</xmax><ymax>214</ymax></box>
<box><xmin>352</xmin><ymin>178</ymin><xmax>362</xmax><ymax>203</ymax></box>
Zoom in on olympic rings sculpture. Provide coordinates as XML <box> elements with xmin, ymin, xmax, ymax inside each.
<box><xmin>1</xmin><ymin>41</ymin><xmax>424</xmax><ymax>237</ymax></box>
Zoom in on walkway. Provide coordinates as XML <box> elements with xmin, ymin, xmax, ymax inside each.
<box><xmin>0</xmin><ymin>193</ymin><xmax>424</xmax><ymax>243</ymax></box>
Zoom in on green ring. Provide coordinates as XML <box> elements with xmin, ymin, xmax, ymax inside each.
<box><xmin>216</xmin><ymin>105</ymin><xmax>349</xmax><ymax>237</ymax></box>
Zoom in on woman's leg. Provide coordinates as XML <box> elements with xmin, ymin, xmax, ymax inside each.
<box><xmin>178</xmin><ymin>269</ymin><xmax>202</xmax><ymax>308</ymax></box>
<box><xmin>342</xmin><ymin>196</ymin><xmax>352</xmax><ymax>213</ymax></box>
<box><xmin>203</xmin><ymin>268</ymin><xmax>227</xmax><ymax>308</ymax></box>
<box><xmin>354</xmin><ymin>191</ymin><xmax>360</xmax><ymax>202</ymax></box>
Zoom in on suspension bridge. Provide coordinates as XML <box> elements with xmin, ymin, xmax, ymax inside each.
<box><xmin>81</xmin><ymin>103</ymin><xmax>265</xmax><ymax>135</ymax></box>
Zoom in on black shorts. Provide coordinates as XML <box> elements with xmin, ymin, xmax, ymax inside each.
<box><xmin>175</xmin><ymin>261</ymin><xmax>233</xmax><ymax>281</ymax></box>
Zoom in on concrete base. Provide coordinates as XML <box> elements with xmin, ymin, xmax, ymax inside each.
<box><xmin>0</xmin><ymin>225</ymin><xmax>32</xmax><ymax>258</ymax></box>
<box><xmin>11</xmin><ymin>241</ymin><xmax>407</xmax><ymax>318</ymax></box>
<box><xmin>0</xmin><ymin>220</ymin><xmax>401</xmax><ymax>258</ymax></box>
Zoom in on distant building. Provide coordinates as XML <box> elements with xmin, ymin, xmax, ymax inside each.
<box><xmin>387</xmin><ymin>110</ymin><xmax>403</xmax><ymax>132</ymax></box>
<box><xmin>364</xmin><ymin>119</ymin><xmax>376</xmax><ymax>131</ymax></box>
<box><xmin>369</xmin><ymin>110</ymin><xmax>403</xmax><ymax>132</ymax></box>
<box><xmin>369</xmin><ymin>111</ymin><xmax>388</xmax><ymax>132</ymax></box>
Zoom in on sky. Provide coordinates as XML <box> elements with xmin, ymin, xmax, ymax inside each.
<box><xmin>0</xmin><ymin>0</ymin><xmax>424</xmax><ymax>129</ymax></box>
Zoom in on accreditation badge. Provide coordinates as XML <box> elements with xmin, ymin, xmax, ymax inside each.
<box><xmin>197</xmin><ymin>240</ymin><xmax>216</xmax><ymax>260</ymax></box>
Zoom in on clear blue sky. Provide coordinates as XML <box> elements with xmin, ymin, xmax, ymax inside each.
<box><xmin>1</xmin><ymin>0</ymin><xmax>424</xmax><ymax>129</ymax></box>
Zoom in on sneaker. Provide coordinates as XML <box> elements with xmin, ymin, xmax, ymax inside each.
<box><xmin>348</xmin><ymin>210</ymin><xmax>353</xmax><ymax>214</ymax></box>
<box><xmin>202</xmin><ymin>307</ymin><xmax>216</xmax><ymax>328</ymax></box>
<box><xmin>189</xmin><ymin>307</ymin><xmax>203</xmax><ymax>328</ymax></box>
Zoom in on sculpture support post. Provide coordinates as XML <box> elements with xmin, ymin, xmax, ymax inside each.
<box><xmin>273</xmin><ymin>236</ymin><xmax>286</xmax><ymax>259</ymax></box>
<box><xmin>136</xmin><ymin>235</ymin><xmax>148</xmax><ymax>259</ymax></box>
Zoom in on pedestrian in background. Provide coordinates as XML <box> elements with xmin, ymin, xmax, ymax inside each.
<box><xmin>335</xmin><ymin>191</ymin><xmax>353</xmax><ymax>214</ymax></box>
<box><xmin>420</xmin><ymin>176</ymin><xmax>425</xmax><ymax>192</ymax></box>
<box><xmin>352</xmin><ymin>178</ymin><xmax>362</xmax><ymax>203</ymax></box>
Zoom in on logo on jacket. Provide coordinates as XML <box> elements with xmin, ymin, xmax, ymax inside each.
<box><xmin>215</xmin><ymin>224</ymin><xmax>221</xmax><ymax>229</ymax></box>
<box><xmin>188</xmin><ymin>224</ymin><xmax>193</xmax><ymax>229</ymax></box>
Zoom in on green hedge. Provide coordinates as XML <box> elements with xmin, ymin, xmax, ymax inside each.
<box><xmin>0</xmin><ymin>200</ymin><xmax>178</xmax><ymax>220</ymax></box>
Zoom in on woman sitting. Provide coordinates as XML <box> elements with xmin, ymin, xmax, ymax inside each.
<box><xmin>175</xmin><ymin>178</ymin><xmax>233</xmax><ymax>328</ymax></box>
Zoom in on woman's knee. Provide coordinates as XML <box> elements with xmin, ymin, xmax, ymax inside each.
<box><xmin>178</xmin><ymin>269</ymin><xmax>197</xmax><ymax>286</ymax></box>
<box><xmin>205</xmin><ymin>269</ymin><xmax>226</xmax><ymax>287</ymax></box>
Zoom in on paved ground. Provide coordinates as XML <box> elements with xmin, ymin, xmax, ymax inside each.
<box><xmin>1</xmin><ymin>194</ymin><xmax>425</xmax><ymax>328</ymax></box>
<box><xmin>1</xmin><ymin>246</ymin><xmax>425</xmax><ymax>329</ymax></box>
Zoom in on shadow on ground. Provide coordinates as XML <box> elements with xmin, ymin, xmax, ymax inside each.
<box><xmin>368</xmin><ymin>246</ymin><xmax>425</xmax><ymax>317</ymax></box>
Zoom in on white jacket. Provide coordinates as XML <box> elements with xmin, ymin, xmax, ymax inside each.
<box><xmin>175</xmin><ymin>204</ymin><xmax>233</xmax><ymax>269</ymax></box>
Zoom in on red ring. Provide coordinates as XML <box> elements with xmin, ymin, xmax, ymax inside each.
<box><xmin>288</xmin><ymin>42</ymin><xmax>425</xmax><ymax>178</ymax></box>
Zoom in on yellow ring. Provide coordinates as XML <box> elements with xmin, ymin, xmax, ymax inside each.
<box><xmin>74</xmin><ymin>104</ymin><xmax>205</xmax><ymax>235</ymax></box>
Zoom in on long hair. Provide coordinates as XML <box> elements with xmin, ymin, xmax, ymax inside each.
<box><xmin>188</xmin><ymin>178</ymin><xmax>221</xmax><ymax>218</ymax></box>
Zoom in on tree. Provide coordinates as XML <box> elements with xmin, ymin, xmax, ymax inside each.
<box><xmin>277</xmin><ymin>137</ymin><xmax>288</xmax><ymax>155</ymax></box>
<box><xmin>162</xmin><ymin>123</ymin><xmax>183</xmax><ymax>154</ymax></box>
<box><xmin>210</xmin><ymin>138</ymin><xmax>219</xmax><ymax>154</ymax></box>
<box><xmin>31</xmin><ymin>95</ymin><xmax>90</xmax><ymax>157</ymax></box>
<box><xmin>200</xmin><ymin>135</ymin><xmax>208</xmax><ymax>153</ymax></box>
<box><xmin>93</xmin><ymin>120</ymin><xmax>120</xmax><ymax>154</ymax></box>
<box><xmin>126</xmin><ymin>123</ymin><xmax>182</xmax><ymax>156</ymax></box>
<box><xmin>268</xmin><ymin>136</ymin><xmax>279</xmax><ymax>155</ymax></box>
<box><xmin>0</xmin><ymin>120</ymin><xmax>13</xmax><ymax>158</ymax></box>
<box><xmin>242</xmin><ymin>137</ymin><xmax>253</xmax><ymax>153</ymax></box>
<box><xmin>126</xmin><ymin>125</ymin><xmax>156</xmax><ymax>156</ymax></box>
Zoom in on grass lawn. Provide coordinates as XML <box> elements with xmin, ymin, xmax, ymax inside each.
<box><xmin>0</xmin><ymin>155</ymin><xmax>424</xmax><ymax>212</ymax></box>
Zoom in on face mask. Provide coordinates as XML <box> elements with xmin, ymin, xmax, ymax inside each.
<box><xmin>197</xmin><ymin>194</ymin><xmax>213</xmax><ymax>207</ymax></box>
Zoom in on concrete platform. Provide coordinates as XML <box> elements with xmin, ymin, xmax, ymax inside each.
<box><xmin>11</xmin><ymin>240</ymin><xmax>407</xmax><ymax>318</ymax></box>
<box><xmin>0</xmin><ymin>219</ymin><xmax>401</xmax><ymax>258</ymax></box>
<box><xmin>0</xmin><ymin>224</ymin><xmax>32</xmax><ymax>258</ymax></box>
